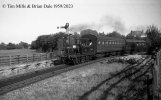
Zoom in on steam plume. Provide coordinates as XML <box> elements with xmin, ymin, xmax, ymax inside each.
<box><xmin>70</xmin><ymin>15</ymin><xmax>126</xmax><ymax>34</ymax></box>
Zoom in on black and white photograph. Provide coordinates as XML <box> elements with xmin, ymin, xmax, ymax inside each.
<box><xmin>0</xmin><ymin>0</ymin><xmax>161</xmax><ymax>100</ymax></box>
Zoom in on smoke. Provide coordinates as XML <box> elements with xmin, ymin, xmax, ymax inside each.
<box><xmin>70</xmin><ymin>15</ymin><xmax>126</xmax><ymax>34</ymax></box>
<box><xmin>99</xmin><ymin>15</ymin><xmax>126</xmax><ymax>33</ymax></box>
<box><xmin>69</xmin><ymin>23</ymin><xmax>97</xmax><ymax>32</ymax></box>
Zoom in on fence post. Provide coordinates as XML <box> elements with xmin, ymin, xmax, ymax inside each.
<box><xmin>17</xmin><ymin>55</ymin><xmax>20</xmax><ymax>64</ymax></box>
<box><xmin>147</xmin><ymin>74</ymin><xmax>153</xmax><ymax>100</ymax></box>
<box><xmin>46</xmin><ymin>53</ymin><xmax>47</xmax><ymax>60</ymax></box>
<box><xmin>159</xmin><ymin>50</ymin><xmax>161</xmax><ymax>99</ymax></box>
<box><xmin>26</xmin><ymin>54</ymin><xmax>28</xmax><ymax>63</ymax></box>
<box><xmin>33</xmin><ymin>54</ymin><xmax>35</xmax><ymax>62</ymax></box>
<box><xmin>9</xmin><ymin>55</ymin><xmax>11</xmax><ymax>66</ymax></box>
<box><xmin>40</xmin><ymin>54</ymin><xmax>42</xmax><ymax>61</ymax></box>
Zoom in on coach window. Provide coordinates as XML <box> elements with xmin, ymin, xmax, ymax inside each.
<box><xmin>98</xmin><ymin>41</ymin><xmax>101</xmax><ymax>45</ymax></box>
<box><xmin>102</xmin><ymin>41</ymin><xmax>104</xmax><ymax>45</ymax></box>
<box><xmin>106</xmin><ymin>41</ymin><xmax>108</xmax><ymax>45</ymax></box>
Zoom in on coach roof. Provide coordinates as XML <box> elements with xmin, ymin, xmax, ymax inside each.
<box><xmin>97</xmin><ymin>35</ymin><xmax>125</xmax><ymax>41</ymax></box>
<box><xmin>126</xmin><ymin>39</ymin><xmax>145</xmax><ymax>43</ymax></box>
<box><xmin>81</xmin><ymin>33</ymin><xmax>125</xmax><ymax>41</ymax></box>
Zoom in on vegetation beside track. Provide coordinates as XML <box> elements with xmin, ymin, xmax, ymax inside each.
<box><xmin>0</xmin><ymin>54</ymin><xmax>152</xmax><ymax>100</ymax></box>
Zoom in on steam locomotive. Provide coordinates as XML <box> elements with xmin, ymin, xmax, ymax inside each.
<box><xmin>55</xmin><ymin>32</ymin><xmax>146</xmax><ymax>65</ymax></box>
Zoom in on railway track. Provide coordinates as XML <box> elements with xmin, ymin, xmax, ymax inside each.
<box><xmin>0</xmin><ymin>56</ymin><xmax>117</xmax><ymax>95</ymax></box>
<box><xmin>79</xmin><ymin>56</ymin><xmax>153</xmax><ymax>100</ymax></box>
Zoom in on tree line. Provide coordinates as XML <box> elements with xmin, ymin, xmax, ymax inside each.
<box><xmin>31</xmin><ymin>25</ymin><xmax>161</xmax><ymax>54</ymax></box>
<box><xmin>31</xmin><ymin>32</ymin><xmax>68</xmax><ymax>52</ymax></box>
<box><xmin>0</xmin><ymin>41</ymin><xmax>29</xmax><ymax>50</ymax></box>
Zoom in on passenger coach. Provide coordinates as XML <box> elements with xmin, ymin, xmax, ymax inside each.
<box><xmin>81</xmin><ymin>33</ymin><xmax>126</xmax><ymax>56</ymax></box>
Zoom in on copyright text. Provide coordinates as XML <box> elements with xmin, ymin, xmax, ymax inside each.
<box><xmin>2</xmin><ymin>4</ymin><xmax>74</xmax><ymax>8</ymax></box>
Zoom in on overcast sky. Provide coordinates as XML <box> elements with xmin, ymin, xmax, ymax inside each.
<box><xmin>0</xmin><ymin>0</ymin><xmax>161</xmax><ymax>44</ymax></box>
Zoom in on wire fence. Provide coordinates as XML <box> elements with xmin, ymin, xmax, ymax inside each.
<box><xmin>0</xmin><ymin>52</ymin><xmax>56</xmax><ymax>67</ymax></box>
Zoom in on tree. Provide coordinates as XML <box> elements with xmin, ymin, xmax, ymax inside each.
<box><xmin>99</xmin><ymin>32</ymin><xmax>106</xmax><ymax>36</ymax></box>
<box><xmin>80</xmin><ymin>29</ymin><xmax>98</xmax><ymax>36</ymax></box>
<box><xmin>107</xmin><ymin>31</ymin><xmax>125</xmax><ymax>38</ymax></box>
<box><xmin>145</xmin><ymin>25</ymin><xmax>161</xmax><ymax>53</ymax></box>
<box><xmin>18</xmin><ymin>41</ymin><xmax>29</xmax><ymax>49</ymax></box>
<box><xmin>6</xmin><ymin>42</ymin><xmax>16</xmax><ymax>49</ymax></box>
<box><xmin>33</xmin><ymin>32</ymin><xmax>67</xmax><ymax>52</ymax></box>
<box><xmin>31</xmin><ymin>41</ymin><xmax>37</xmax><ymax>49</ymax></box>
<box><xmin>0</xmin><ymin>42</ymin><xmax>6</xmax><ymax>50</ymax></box>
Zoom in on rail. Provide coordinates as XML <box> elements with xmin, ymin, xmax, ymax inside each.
<box><xmin>0</xmin><ymin>52</ymin><xmax>56</xmax><ymax>66</ymax></box>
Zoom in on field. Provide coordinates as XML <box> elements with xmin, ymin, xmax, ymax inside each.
<box><xmin>0</xmin><ymin>49</ymin><xmax>40</xmax><ymax>56</ymax></box>
<box><xmin>0</xmin><ymin>49</ymin><xmax>56</xmax><ymax>67</ymax></box>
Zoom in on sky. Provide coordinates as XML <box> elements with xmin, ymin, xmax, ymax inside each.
<box><xmin>0</xmin><ymin>0</ymin><xmax>161</xmax><ymax>44</ymax></box>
